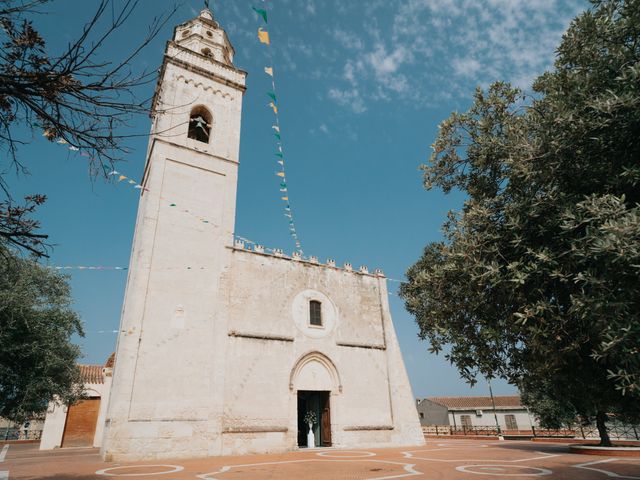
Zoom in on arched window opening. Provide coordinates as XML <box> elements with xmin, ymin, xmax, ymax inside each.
<box><xmin>188</xmin><ymin>107</ymin><xmax>211</xmax><ymax>143</ymax></box>
<box><xmin>201</xmin><ymin>48</ymin><xmax>213</xmax><ymax>58</ymax></box>
<box><xmin>309</xmin><ymin>300</ymin><xmax>322</xmax><ymax>326</ymax></box>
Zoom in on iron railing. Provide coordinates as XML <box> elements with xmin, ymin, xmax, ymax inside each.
<box><xmin>533</xmin><ymin>423</ymin><xmax>640</xmax><ymax>441</ymax></box>
<box><xmin>422</xmin><ymin>422</ymin><xmax>640</xmax><ymax>441</ymax></box>
<box><xmin>0</xmin><ymin>427</ymin><xmax>42</xmax><ymax>441</ymax></box>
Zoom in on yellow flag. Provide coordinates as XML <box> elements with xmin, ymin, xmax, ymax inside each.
<box><xmin>264</xmin><ymin>66</ymin><xmax>273</xmax><ymax>76</ymax></box>
<box><xmin>269</xmin><ymin>102</ymin><xmax>278</xmax><ymax>114</ymax></box>
<box><xmin>276</xmin><ymin>171</ymin><xmax>285</xmax><ymax>177</ymax></box>
<box><xmin>281</xmin><ymin>196</ymin><xmax>289</xmax><ymax>201</ymax></box>
<box><xmin>258</xmin><ymin>28</ymin><xmax>270</xmax><ymax>45</ymax></box>
<box><xmin>118</xmin><ymin>175</ymin><xmax>127</xmax><ymax>182</ymax></box>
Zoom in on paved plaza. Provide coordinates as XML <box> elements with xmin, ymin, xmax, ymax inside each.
<box><xmin>2</xmin><ymin>439</ymin><xmax>639</xmax><ymax>479</ymax></box>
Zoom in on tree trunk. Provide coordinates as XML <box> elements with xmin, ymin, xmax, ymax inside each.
<box><xmin>596</xmin><ymin>411</ymin><xmax>612</xmax><ymax>447</ymax></box>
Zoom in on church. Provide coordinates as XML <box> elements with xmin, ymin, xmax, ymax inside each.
<box><xmin>100</xmin><ymin>8</ymin><xmax>424</xmax><ymax>461</ymax></box>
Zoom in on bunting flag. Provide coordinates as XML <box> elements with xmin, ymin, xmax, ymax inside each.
<box><xmin>257</xmin><ymin>27</ymin><xmax>270</xmax><ymax>45</ymax></box>
<box><xmin>254</xmin><ymin>3</ymin><xmax>304</xmax><ymax>254</ymax></box>
<box><xmin>49</xmin><ymin>265</ymin><xmax>128</xmax><ymax>270</ymax></box>
<box><xmin>252</xmin><ymin>6</ymin><xmax>268</xmax><ymax>23</ymax></box>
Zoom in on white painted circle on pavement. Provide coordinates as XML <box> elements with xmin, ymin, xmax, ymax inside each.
<box><xmin>95</xmin><ymin>464</ymin><xmax>184</xmax><ymax>476</ymax></box>
<box><xmin>317</xmin><ymin>450</ymin><xmax>376</xmax><ymax>458</ymax></box>
<box><xmin>456</xmin><ymin>465</ymin><xmax>552</xmax><ymax>476</ymax></box>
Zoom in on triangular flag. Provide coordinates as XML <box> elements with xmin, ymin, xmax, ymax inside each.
<box><xmin>280</xmin><ymin>182</ymin><xmax>287</xmax><ymax>188</ymax></box>
<box><xmin>118</xmin><ymin>175</ymin><xmax>127</xmax><ymax>182</ymax></box>
<box><xmin>134</xmin><ymin>185</ymin><xmax>143</xmax><ymax>189</ymax></box>
<box><xmin>275</xmin><ymin>152</ymin><xmax>283</xmax><ymax>158</ymax></box>
<box><xmin>272</xmin><ymin>125</ymin><xmax>280</xmax><ymax>133</ymax></box>
<box><xmin>252</xmin><ymin>6</ymin><xmax>268</xmax><ymax>23</ymax></box>
<box><xmin>280</xmin><ymin>188</ymin><xmax>287</xmax><ymax>192</ymax></box>
<box><xmin>282</xmin><ymin>196</ymin><xmax>289</xmax><ymax>201</ymax></box>
<box><xmin>258</xmin><ymin>28</ymin><xmax>270</xmax><ymax>45</ymax></box>
<box><xmin>57</xmin><ymin>138</ymin><xmax>68</xmax><ymax>144</ymax></box>
<box><xmin>267</xmin><ymin>91</ymin><xmax>277</xmax><ymax>102</ymax></box>
<box><xmin>274</xmin><ymin>132</ymin><xmax>281</xmax><ymax>140</ymax></box>
<box><xmin>128</xmin><ymin>179</ymin><xmax>136</xmax><ymax>184</ymax></box>
<box><xmin>277</xmin><ymin>160</ymin><xmax>284</xmax><ymax>165</ymax></box>
<box><xmin>268</xmin><ymin>102</ymin><xmax>278</xmax><ymax>114</ymax></box>
<box><xmin>108</xmin><ymin>170</ymin><xmax>119</xmax><ymax>176</ymax></box>
<box><xmin>276</xmin><ymin>171</ymin><xmax>285</xmax><ymax>177</ymax></box>
<box><xmin>264</xmin><ymin>66</ymin><xmax>273</xmax><ymax>76</ymax></box>
<box><xmin>69</xmin><ymin>146</ymin><xmax>79</xmax><ymax>151</ymax></box>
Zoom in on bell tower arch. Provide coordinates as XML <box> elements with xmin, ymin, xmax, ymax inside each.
<box><xmin>101</xmin><ymin>8</ymin><xmax>246</xmax><ymax>461</ymax></box>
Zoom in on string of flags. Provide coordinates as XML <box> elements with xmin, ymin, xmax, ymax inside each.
<box><xmin>253</xmin><ymin>3</ymin><xmax>303</xmax><ymax>254</ymax></box>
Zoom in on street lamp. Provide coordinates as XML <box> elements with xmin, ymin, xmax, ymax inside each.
<box><xmin>488</xmin><ymin>378</ymin><xmax>504</xmax><ymax>441</ymax></box>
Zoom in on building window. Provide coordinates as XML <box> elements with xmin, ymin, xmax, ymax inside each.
<box><xmin>460</xmin><ymin>415</ymin><xmax>472</xmax><ymax>428</ymax></box>
<box><xmin>201</xmin><ymin>48</ymin><xmax>213</xmax><ymax>58</ymax></box>
<box><xmin>309</xmin><ymin>300</ymin><xmax>322</xmax><ymax>326</ymax></box>
<box><xmin>419</xmin><ymin>412</ymin><xmax>424</xmax><ymax>419</ymax></box>
<box><xmin>505</xmin><ymin>414</ymin><xmax>518</xmax><ymax>430</ymax></box>
<box><xmin>188</xmin><ymin>107</ymin><xmax>211</xmax><ymax>143</ymax></box>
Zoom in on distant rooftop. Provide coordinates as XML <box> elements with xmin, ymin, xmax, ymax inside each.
<box><xmin>427</xmin><ymin>395</ymin><xmax>523</xmax><ymax>409</ymax></box>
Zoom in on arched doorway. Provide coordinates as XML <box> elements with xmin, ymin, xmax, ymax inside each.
<box><xmin>290</xmin><ymin>352</ymin><xmax>341</xmax><ymax>448</ymax></box>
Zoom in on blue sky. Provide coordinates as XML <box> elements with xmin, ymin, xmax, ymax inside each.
<box><xmin>8</xmin><ymin>0</ymin><xmax>586</xmax><ymax>398</ymax></box>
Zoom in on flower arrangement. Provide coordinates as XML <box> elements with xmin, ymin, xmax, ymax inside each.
<box><xmin>303</xmin><ymin>411</ymin><xmax>317</xmax><ymax>426</ymax></box>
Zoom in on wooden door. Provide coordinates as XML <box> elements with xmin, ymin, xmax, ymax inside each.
<box><xmin>320</xmin><ymin>393</ymin><xmax>331</xmax><ymax>446</ymax></box>
<box><xmin>62</xmin><ymin>398</ymin><xmax>100</xmax><ymax>447</ymax></box>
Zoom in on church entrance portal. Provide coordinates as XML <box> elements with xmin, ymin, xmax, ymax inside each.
<box><xmin>297</xmin><ymin>391</ymin><xmax>331</xmax><ymax>447</ymax></box>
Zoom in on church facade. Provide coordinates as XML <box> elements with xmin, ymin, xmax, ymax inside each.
<box><xmin>101</xmin><ymin>9</ymin><xmax>424</xmax><ymax>461</ymax></box>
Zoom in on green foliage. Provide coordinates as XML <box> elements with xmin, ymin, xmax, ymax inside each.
<box><xmin>0</xmin><ymin>244</ymin><xmax>84</xmax><ymax>423</ymax></box>
<box><xmin>401</xmin><ymin>0</ymin><xmax>640</xmax><ymax>435</ymax></box>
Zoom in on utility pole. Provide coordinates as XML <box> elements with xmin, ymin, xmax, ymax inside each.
<box><xmin>488</xmin><ymin>379</ymin><xmax>504</xmax><ymax>441</ymax></box>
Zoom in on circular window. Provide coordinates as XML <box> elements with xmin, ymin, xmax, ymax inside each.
<box><xmin>206</xmin><ymin>30</ymin><xmax>213</xmax><ymax>37</ymax></box>
<box><xmin>182</xmin><ymin>30</ymin><xmax>190</xmax><ymax>37</ymax></box>
<box><xmin>201</xmin><ymin>48</ymin><xmax>212</xmax><ymax>57</ymax></box>
<box><xmin>291</xmin><ymin>289</ymin><xmax>337</xmax><ymax>339</ymax></box>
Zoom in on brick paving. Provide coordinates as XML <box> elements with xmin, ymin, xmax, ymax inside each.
<box><xmin>2</xmin><ymin>438</ymin><xmax>639</xmax><ymax>479</ymax></box>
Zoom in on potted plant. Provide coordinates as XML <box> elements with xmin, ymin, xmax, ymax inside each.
<box><xmin>304</xmin><ymin>410</ymin><xmax>317</xmax><ymax>448</ymax></box>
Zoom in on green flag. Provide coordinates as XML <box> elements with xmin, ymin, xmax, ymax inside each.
<box><xmin>274</xmin><ymin>132</ymin><xmax>281</xmax><ymax>140</ymax></box>
<box><xmin>275</xmin><ymin>152</ymin><xmax>284</xmax><ymax>158</ymax></box>
<box><xmin>267</xmin><ymin>91</ymin><xmax>277</xmax><ymax>102</ymax></box>
<box><xmin>252</xmin><ymin>6</ymin><xmax>268</xmax><ymax>23</ymax></box>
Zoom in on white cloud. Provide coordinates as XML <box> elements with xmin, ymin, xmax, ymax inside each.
<box><xmin>327</xmin><ymin>88</ymin><xmax>367</xmax><ymax>114</ymax></box>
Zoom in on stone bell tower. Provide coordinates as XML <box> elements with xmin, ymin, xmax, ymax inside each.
<box><xmin>101</xmin><ymin>8</ymin><xmax>247</xmax><ymax>461</ymax></box>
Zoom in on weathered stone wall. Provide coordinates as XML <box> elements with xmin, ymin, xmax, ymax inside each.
<box><xmin>217</xmin><ymin>248</ymin><xmax>424</xmax><ymax>454</ymax></box>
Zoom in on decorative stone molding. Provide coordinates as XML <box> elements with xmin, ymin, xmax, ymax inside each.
<box><xmin>273</xmin><ymin>248</ymin><xmax>284</xmax><ymax>257</ymax></box>
<box><xmin>359</xmin><ymin>265</ymin><xmax>369</xmax><ymax>274</ymax></box>
<box><xmin>175</xmin><ymin>75</ymin><xmax>234</xmax><ymax>100</ymax></box>
<box><xmin>374</xmin><ymin>268</ymin><xmax>385</xmax><ymax>277</ymax></box>
<box><xmin>222</xmin><ymin>426</ymin><xmax>288</xmax><ymax>433</ymax></box>
<box><xmin>326</xmin><ymin>259</ymin><xmax>336</xmax><ymax>267</ymax></box>
<box><xmin>254</xmin><ymin>244</ymin><xmax>265</xmax><ymax>253</ymax></box>
<box><xmin>343</xmin><ymin>425</ymin><xmax>394</xmax><ymax>431</ymax></box>
<box><xmin>228</xmin><ymin>331</ymin><xmax>294</xmax><ymax>342</ymax></box>
<box><xmin>233</xmin><ymin>239</ymin><xmax>245</xmax><ymax>249</ymax></box>
<box><xmin>292</xmin><ymin>251</ymin><xmax>302</xmax><ymax>261</ymax></box>
<box><xmin>289</xmin><ymin>351</ymin><xmax>342</xmax><ymax>393</ymax></box>
<box><xmin>309</xmin><ymin>255</ymin><xmax>319</xmax><ymax>264</ymax></box>
<box><xmin>344</xmin><ymin>262</ymin><xmax>353</xmax><ymax>271</ymax></box>
<box><xmin>337</xmin><ymin>341</ymin><xmax>386</xmax><ymax>350</ymax></box>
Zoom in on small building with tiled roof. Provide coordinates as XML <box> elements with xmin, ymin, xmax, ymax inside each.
<box><xmin>416</xmin><ymin>395</ymin><xmax>538</xmax><ymax>431</ymax></box>
<box><xmin>40</xmin><ymin>354</ymin><xmax>115</xmax><ymax>450</ymax></box>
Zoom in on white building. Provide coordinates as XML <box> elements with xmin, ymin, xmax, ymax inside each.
<box><xmin>40</xmin><ymin>358</ymin><xmax>114</xmax><ymax>449</ymax></box>
<box><xmin>425</xmin><ymin>396</ymin><xmax>538</xmax><ymax>432</ymax></box>
<box><xmin>100</xmin><ymin>8</ymin><xmax>423</xmax><ymax>461</ymax></box>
